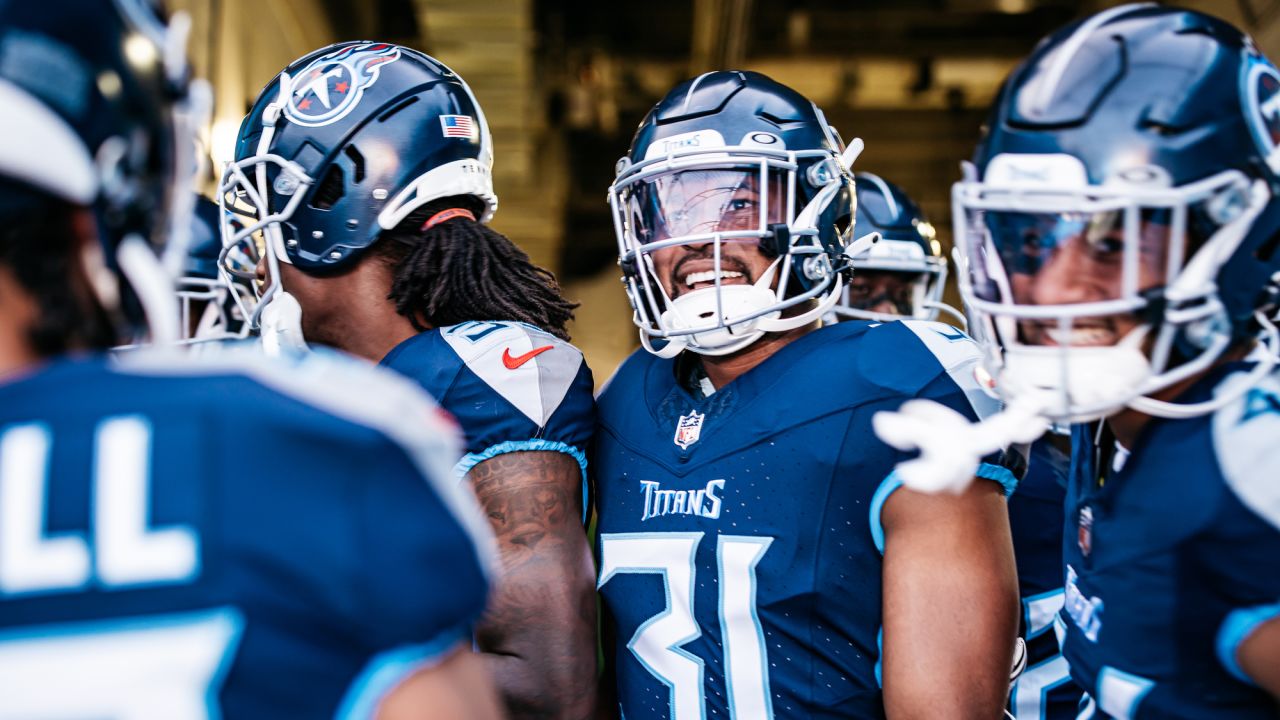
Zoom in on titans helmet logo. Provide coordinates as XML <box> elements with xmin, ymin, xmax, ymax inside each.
<box><xmin>284</xmin><ymin>43</ymin><xmax>402</xmax><ymax>128</ymax></box>
<box><xmin>1244</xmin><ymin>57</ymin><xmax>1280</xmax><ymax>173</ymax></box>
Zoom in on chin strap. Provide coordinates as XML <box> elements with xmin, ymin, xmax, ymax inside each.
<box><xmin>756</xmin><ymin>274</ymin><xmax>844</xmax><ymax>333</ymax></box>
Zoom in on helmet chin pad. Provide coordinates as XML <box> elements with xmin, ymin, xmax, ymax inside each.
<box><xmin>998</xmin><ymin>330</ymin><xmax>1154</xmax><ymax>422</ymax></box>
<box><xmin>659</xmin><ymin>283</ymin><xmax>781</xmax><ymax>356</ymax></box>
<box><xmin>259</xmin><ymin>291</ymin><xmax>310</xmax><ymax>357</ymax></box>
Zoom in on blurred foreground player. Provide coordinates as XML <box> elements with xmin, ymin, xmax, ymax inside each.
<box><xmin>0</xmin><ymin>3</ymin><xmax>500</xmax><ymax>718</ymax></box>
<box><xmin>222</xmin><ymin>42</ymin><xmax>597</xmax><ymax>720</ymax></box>
<box><xmin>946</xmin><ymin>5</ymin><xmax>1280</xmax><ymax>716</ymax></box>
<box><xmin>594</xmin><ymin>70</ymin><xmax>1019</xmax><ymax>718</ymax></box>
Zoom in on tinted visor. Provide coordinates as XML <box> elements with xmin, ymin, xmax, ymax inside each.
<box><xmin>625</xmin><ymin>168</ymin><xmax>787</xmax><ymax>244</ymax></box>
<box><xmin>966</xmin><ymin>208</ymin><xmax>1173</xmax><ymax>305</ymax></box>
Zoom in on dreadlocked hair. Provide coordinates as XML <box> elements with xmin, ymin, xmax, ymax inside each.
<box><xmin>374</xmin><ymin>196</ymin><xmax>578</xmax><ymax>340</ymax></box>
<box><xmin>0</xmin><ymin>179</ymin><xmax>116</xmax><ymax>355</ymax></box>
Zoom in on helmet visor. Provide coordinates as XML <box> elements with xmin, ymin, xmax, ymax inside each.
<box><xmin>965</xmin><ymin>208</ymin><xmax>1173</xmax><ymax>307</ymax></box>
<box><xmin>624</xmin><ymin>168</ymin><xmax>788</xmax><ymax>245</ymax></box>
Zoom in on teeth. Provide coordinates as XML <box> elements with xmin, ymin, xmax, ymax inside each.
<box><xmin>1045</xmin><ymin>327</ymin><xmax>1114</xmax><ymax>346</ymax></box>
<box><xmin>684</xmin><ymin>270</ymin><xmax>743</xmax><ymax>286</ymax></box>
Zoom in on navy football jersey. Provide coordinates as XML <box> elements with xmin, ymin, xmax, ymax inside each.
<box><xmin>594</xmin><ymin>320</ymin><xmax>1016</xmax><ymax>719</ymax></box>
<box><xmin>1009</xmin><ymin>438</ymin><xmax>1085</xmax><ymax>720</ymax></box>
<box><xmin>0</xmin><ymin>348</ymin><xmax>493</xmax><ymax>718</ymax></box>
<box><xmin>1061</xmin><ymin>362</ymin><xmax>1280</xmax><ymax>719</ymax></box>
<box><xmin>380</xmin><ymin>321</ymin><xmax>595</xmax><ymax>514</ymax></box>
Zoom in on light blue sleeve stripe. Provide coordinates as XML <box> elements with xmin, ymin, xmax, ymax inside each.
<box><xmin>335</xmin><ymin>628</ymin><xmax>468</xmax><ymax>720</ymax></box>
<box><xmin>870</xmin><ymin>462</ymin><xmax>1016</xmax><ymax>556</ymax></box>
<box><xmin>869</xmin><ymin>472</ymin><xmax>904</xmax><ymax>555</ymax></box>
<box><xmin>874</xmin><ymin>627</ymin><xmax>884</xmax><ymax>688</ymax></box>
<box><xmin>1216</xmin><ymin>602</ymin><xmax>1280</xmax><ymax>685</ymax></box>
<box><xmin>976</xmin><ymin>461</ymin><xmax>1018</xmax><ymax>497</ymax></box>
<box><xmin>454</xmin><ymin>439</ymin><xmax>590</xmax><ymax>524</ymax></box>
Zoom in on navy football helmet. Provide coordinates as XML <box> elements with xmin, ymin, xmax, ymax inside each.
<box><xmin>831</xmin><ymin>172</ymin><xmax>956</xmax><ymax>324</ymax></box>
<box><xmin>177</xmin><ymin>195</ymin><xmax>254</xmax><ymax>342</ymax></box>
<box><xmin>609</xmin><ymin>70</ymin><xmax>860</xmax><ymax>357</ymax></box>
<box><xmin>0</xmin><ymin>0</ymin><xmax>205</xmax><ymax>343</ymax></box>
<box><xmin>953</xmin><ymin>3</ymin><xmax>1280</xmax><ymax>421</ymax></box>
<box><xmin>218</xmin><ymin>41</ymin><xmax>494</xmax><ymax>328</ymax></box>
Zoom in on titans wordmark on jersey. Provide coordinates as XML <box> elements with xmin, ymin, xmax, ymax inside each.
<box><xmin>0</xmin><ymin>347</ymin><xmax>493</xmax><ymax>719</ymax></box>
<box><xmin>594</xmin><ymin>320</ymin><xmax>1017</xmax><ymax>719</ymax></box>
<box><xmin>1062</xmin><ymin>362</ymin><xmax>1280</xmax><ymax>719</ymax></box>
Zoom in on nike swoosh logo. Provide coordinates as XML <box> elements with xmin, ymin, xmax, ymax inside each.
<box><xmin>933</xmin><ymin>328</ymin><xmax>967</xmax><ymax>342</ymax></box>
<box><xmin>502</xmin><ymin>345</ymin><xmax>554</xmax><ymax>369</ymax></box>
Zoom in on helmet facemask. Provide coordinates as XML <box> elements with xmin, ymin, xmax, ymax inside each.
<box><xmin>216</xmin><ymin>103</ymin><xmax>314</xmax><ymax>333</ymax></box>
<box><xmin>610</xmin><ymin>143</ymin><xmax>851</xmax><ymax>358</ymax></box>
<box><xmin>954</xmin><ymin>155</ymin><xmax>1277</xmax><ymax>422</ymax></box>
<box><xmin>831</xmin><ymin>246</ymin><xmax>952</xmax><ymax>324</ymax></box>
<box><xmin>176</xmin><ymin>237</ymin><xmax>258</xmax><ymax>346</ymax></box>
<box><xmin>831</xmin><ymin>172</ymin><xmax>959</xmax><ymax>325</ymax></box>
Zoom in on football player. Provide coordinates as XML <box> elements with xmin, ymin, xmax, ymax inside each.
<box><xmin>832</xmin><ymin>173</ymin><xmax>1083</xmax><ymax>718</ymax></box>
<box><xmin>829</xmin><ymin>171</ymin><xmax>957</xmax><ymax>325</ymax></box>
<box><xmin>220</xmin><ymin>42</ymin><xmax>598</xmax><ymax>719</ymax></box>
<box><xmin>945</xmin><ymin>5</ymin><xmax>1280</xmax><ymax>715</ymax></box>
<box><xmin>0</xmin><ymin>2</ymin><xmax>500</xmax><ymax>718</ymax></box>
<box><xmin>594</xmin><ymin>70</ymin><xmax>1020</xmax><ymax>718</ymax></box>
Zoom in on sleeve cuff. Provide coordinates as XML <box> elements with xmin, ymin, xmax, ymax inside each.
<box><xmin>1216</xmin><ymin>602</ymin><xmax>1280</xmax><ymax>685</ymax></box>
<box><xmin>870</xmin><ymin>463</ymin><xmax>1017</xmax><ymax>556</ymax></box>
<box><xmin>455</xmin><ymin>439</ymin><xmax>590</xmax><ymax>524</ymax></box>
<box><xmin>977</xmin><ymin>461</ymin><xmax>1018</xmax><ymax>497</ymax></box>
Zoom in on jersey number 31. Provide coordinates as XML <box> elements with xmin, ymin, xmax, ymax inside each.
<box><xmin>599</xmin><ymin>531</ymin><xmax>775</xmax><ymax>720</ymax></box>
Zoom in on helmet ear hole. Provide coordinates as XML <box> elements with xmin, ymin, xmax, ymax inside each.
<box><xmin>310</xmin><ymin>165</ymin><xmax>345</xmax><ymax>210</ymax></box>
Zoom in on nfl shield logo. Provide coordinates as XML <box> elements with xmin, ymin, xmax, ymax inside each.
<box><xmin>674</xmin><ymin>411</ymin><xmax>705</xmax><ymax>449</ymax></box>
<box><xmin>1077</xmin><ymin>505</ymin><xmax>1093</xmax><ymax>558</ymax></box>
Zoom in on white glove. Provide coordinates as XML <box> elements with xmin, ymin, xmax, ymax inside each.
<box><xmin>872</xmin><ymin>395</ymin><xmax>1052</xmax><ymax>494</ymax></box>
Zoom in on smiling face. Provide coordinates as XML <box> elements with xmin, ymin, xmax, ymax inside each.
<box><xmin>975</xmin><ymin>208</ymin><xmax>1173</xmax><ymax>348</ymax></box>
<box><xmin>630</xmin><ymin>168</ymin><xmax>787</xmax><ymax>300</ymax></box>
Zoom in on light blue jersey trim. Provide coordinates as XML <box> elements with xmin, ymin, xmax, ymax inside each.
<box><xmin>336</xmin><ymin>627</ymin><xmax>468</xmax><ymax>720</ymax></box>
<box><xmin>976</xmin><ymin>462</ymin><xmax>1018</xmax><ymax>497</ymax></box>
<box><xmin>871</xmin><ymin>463</ymin><xmax>1015</xmax><ymax>556</ymax></box>
<box><xmin>1217</xmin><ymin>602</ymin><xmax>1280</xmax><ymax>685</ymax></box>
<box><xmin>874</xmin><ymin>627</ymin><xmax>884</xmax><ymax>688</ymax></box>
<box><xmin>869</xmin><ymin>472</ymin><xmax>904</xmax><ymax>555</ymax></box>
<box><xmin>455</xmin><ymin>439</ymin><xmax>590</xmax><ymax>524</ymax></box>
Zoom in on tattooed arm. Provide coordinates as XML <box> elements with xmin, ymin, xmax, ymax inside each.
<box><xmin>468</xmin><ymin>450</ymin><xmax>598</xmax><ymax>720</ymax></box>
